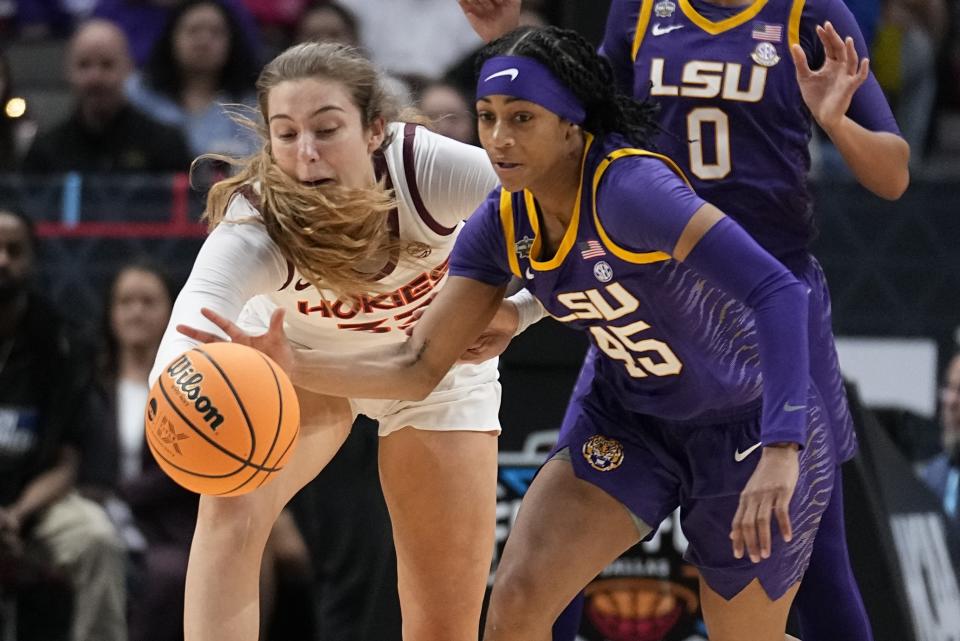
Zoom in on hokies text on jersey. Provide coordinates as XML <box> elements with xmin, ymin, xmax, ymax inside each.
<box><xmin>287</xmin><ymin>259</ymin><xmax>448</xmax><ymax>334</ymax></box>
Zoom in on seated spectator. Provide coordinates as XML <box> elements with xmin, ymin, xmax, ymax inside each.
<box><xmin>83</xmin><ymin>260</ymin><xmax>315</xmax><ymax>641</ymax></box>
<box><xmin>94</xmin><ymin>0</ymin><xmax>262</xmax><ymax>69</ymax></box>
<box><xmin>126</xmin><ymin>0</ymin><xmax>260</xmax><ymax>158</ymax></box>
<box><xmin>294</xmin><ymin>1</ymin><xmax>359</xmax><ymax>47</ymax></box>
<box><xmin>0</xmin><ymin>207</ymin><xmax>127</xmax><ymax>641</ymax></box>
<box><xmin>920</xmin><ymin>352</ymin><xmax>960</xmax><ymax>524</ymax></box>
<box><xmin>418</xmin><ymin>81</ymin><xmax>475</xmax><ymax>145</ymax></box>
<box><xmin>21</xmin><ymin>19</ymin><xmax>192</xmax><ymax>174</ymax></box>
<box><xmin>77</xmin><ymin>260</ymin><xmax>194</xmax><ymax>641</ymax></box>
<box><xmin>0</xmin><ymin>51</ymin><xmax>37</xmax><ymax>171</ymax></box>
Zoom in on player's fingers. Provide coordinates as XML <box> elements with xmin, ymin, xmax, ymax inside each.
<box><xmin>821</xmin><ymin>22</ymin><xmax>843</xmax><ymax>60</ymax></box>
<box><xmin>856</xmin><ymin>57</ymin><xmax>870</xmax><ymax>85</ymax></box>
<box><xmin>815</xmin><ymin>25</ymin><xmax>831</xmax><ymax>59</ymax></box>
<box><xmin>789</xmin><ymin>44</ymin><xmax>812</xmax><ymax>78</ymax></box>
<box><xmin>757</xmin><ymin>494</ymin><xmax>775</xmax><ymax>560</ymax></box>
<box><xmin>200</xmin><ymin>307</ymin><xmax>246</xmax><ymax>341</ymax></box>
<box><xmin>175</xmin><ymin>324</ymin><xmax>223</xmax><ymax>344</ymax></box>
<box><xmin>729</xmin><ymin>499</ymin><xmax>747</xmax><ymax>559</ymax></box>
<box><xmin>742</xmin><ymin>499</ymin><xmax>763</xmax><ymax>563</ymax></box>
<box><xmin>774</xmin><ymin>491</ymin><xmax>794</xmax><ymax>543</ymax></box>
<box><xmin>268</xmin><ymin>307</ymin><xmax>286</xmax><ymax>333</ymax></box>
<box><xmin>844</xmin><ymin>36</ymin><xmax>858</xmax><ymax>76</ymax></box>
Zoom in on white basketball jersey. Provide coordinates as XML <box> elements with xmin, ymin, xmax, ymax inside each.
<box><xmin>152</xmin><ymin>123</ymin><xmax>499</xmax><ymax>382</ymax></box>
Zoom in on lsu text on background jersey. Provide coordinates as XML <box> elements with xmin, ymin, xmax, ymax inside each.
<box><xmin>602</xmin><ymin>0</ymin><xmax>899</xmax><ymax>264</ymax></box>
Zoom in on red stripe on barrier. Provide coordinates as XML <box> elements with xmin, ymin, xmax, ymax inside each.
<box><xmin>171</xmin><ymin>172</ymin><xmax>191</xmax><ymax>226</ymax></box>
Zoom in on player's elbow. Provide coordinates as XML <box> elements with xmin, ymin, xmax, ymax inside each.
<box><xmin>403</xmin><ymin>368</ymin><xmax>444</xmax><ymax>402</ymax></box>
<box><xmin>875</xmin><ymin>140</ymin><xmax>910</xmax><ymax>200</ymax></box>
<box><xmin>392</xmin><ymin>347</ymin><xmax>446</xmax><ymax>401</ymax></box>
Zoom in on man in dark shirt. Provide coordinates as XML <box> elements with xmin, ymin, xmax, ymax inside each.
<box><xmin>22</xmin><ymin>19</ymin><xmax>192</xmax><ymax>173</ymax></box>
<box><xmin>921</xmin><ymin>352</ymin><xmax>960</xmax><ymax>526</ymax></box>
<box><xmin>0</xmin><ymin>208</ymin><xmax>127</xmax><ymax>641</ymax></box>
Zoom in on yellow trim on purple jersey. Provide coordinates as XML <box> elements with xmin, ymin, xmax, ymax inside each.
<box><xmin>591</xmin><ymin>148</ymin><xmax>691</xmax><ymax>264</ymax></box>
<box><xmin>498</xmin><ymin>189</ymin><xmax>522</xmax><ymax>278</ymax></box>
<box><xmin>630</xmin><ymin>0</ymin><xmax>656</xmax><ymax>62</ymax></box>
<box><xmin>787</xmin><ymin>0</ymin><xmax>806</xmax><ymax>48</ymax></box>
<box><xmin>678</xmin><ymin>0</ymin><xmax>769</xmax><ymax>35</ymax></box>
<box><xmin>527</xmin><ymin>134</ymin><xmax>596</xmax><ymax>271</ymax></box>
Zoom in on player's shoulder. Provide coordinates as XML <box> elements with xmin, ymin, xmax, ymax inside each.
<box><xmin>210</xmin><ymin>186</ymin><xmax>279</xmax><ymax>254</ymax></box>
<box><xmin>593</xmin><ymin>138</ymin><xmax>687</xmax><ymax>188</ymax></box>
<box><xmin>223</xmin><ymin>185</ymin><xmax>266</xmax><ymax>223</ymax></box>
<box><xmin>381</xmin><ymin>120</ymin><xmax>483</xmax><ymax>167</ymax></box>
<box><xmin>796</xmin><ymin>0</ymin><xmax>837</xmax><ymax>28</ymax></box>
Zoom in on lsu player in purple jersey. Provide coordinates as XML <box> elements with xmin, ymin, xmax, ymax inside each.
<box><xmin>181</xmin><ymin>25</ymin><xmax>849</xmax><ymax>641</ymax></box>
<box><xmin>461</xmin><ymin>1</ymin><xmax>908</xmax><ymax>639</ymax></box>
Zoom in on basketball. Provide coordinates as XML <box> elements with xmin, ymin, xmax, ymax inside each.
<box><xmin>144</xmin><ymin>342</ymin><xmax>301</xmax><ymax>496</ymax></box>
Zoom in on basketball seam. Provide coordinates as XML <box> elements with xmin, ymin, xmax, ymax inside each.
<box><xmin>194</xmin><ymin>346</ymin><xmax>258</xmax><ymax>459</ymax></box>
<box><xmin>219</xmin><ymin>352</ymin><xmax>291</xmax><ymax>495</ymax></box>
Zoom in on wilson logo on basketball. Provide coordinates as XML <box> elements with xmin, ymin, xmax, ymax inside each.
<box><xmin>166</xmin><ymin>355</ymin><xmax>225</xmax><ymax>431</ymax></box>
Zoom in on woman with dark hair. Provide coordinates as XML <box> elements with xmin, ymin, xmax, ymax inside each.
<box><xmin>182</xmin><ymin>25</ymin><xmax>852</xmax><ymax>641</ymax></box>
<box><xmin>126</xmin><ymin>0</ymin><xmax>260</xmax><ymax>157</ymax></box>
<box><xmin>91</xmin><ymin>261</ymin><xmax>314</xmax><ymax>641</ymax></box>
<box><xmin>83</xmin><ymin>261</ymin><xmax>196</xmax><ymax>641</ymax></box>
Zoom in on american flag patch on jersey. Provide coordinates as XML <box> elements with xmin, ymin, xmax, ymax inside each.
<box><xmin>578</xmin><ymin>240</ymin><xmax>606</xmax><ymax>259</ymax></box>
<box><xmin>752</xmin><ymin>22</ymin><xmax>783</xmax><ymax>42</ymax></box>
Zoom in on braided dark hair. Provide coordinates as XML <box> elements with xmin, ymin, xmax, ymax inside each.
<box><xmin>476</xmin><ymin>26</ymin><xmax>658</xmax><ymax>149</ymax></box>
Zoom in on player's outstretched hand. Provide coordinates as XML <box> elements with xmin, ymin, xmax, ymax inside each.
<box><xmin>177</xmin><ymin>307</ymin><xmax>295</xmax><ymax>374</ymax></box>
<box><xmin>458</xmin><ymin>296</ymin><xmax>519</xmax><ymax>363</ymax></box>
<box><xmin>789</xmin><ymin>21</ymin><xmax>869</xmax><ymax>132</ymax></box>
<box><xmin>730</xmin><ymin>443</ymin><xmax>799</xmax><ymax>563</ymax></box>
<box><xmin>458</xmin><ymin>0</ymin><xmax>521</xmax><ymax>42</ymax></box>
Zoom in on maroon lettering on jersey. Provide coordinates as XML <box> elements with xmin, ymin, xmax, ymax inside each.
<box><xmin>330</xmin><ymin>299</ymin><xmax>361</xmax><ymax>320</ymax></box>
<box><xmin>400</xmin><ymin>273</ymin><xmax>432</xmax><ymax>304</ymax></box>
<box><xmin>428</xmin><ymin>258</ymin><xmax>450</xmax><ymax>286</ymax></box>
<box><xmin>337</xmin><ymin>319</ymin><xmax>391</xmax><ymax>334</ymax></box>
<box><xmin>360</xmin><ymin>291</ymin><xmax>406</xmax><ymax>313</ymax></box>
<box><xmin>297</xmin><ymin>299</ymin><xmax>332</xmax><ymax>317</ymax></box>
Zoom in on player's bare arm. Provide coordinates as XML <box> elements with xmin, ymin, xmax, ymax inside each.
<box><xmin>292</xmin><ymin>276</ymin><xmax>506</xmax><ymax>399</ymax></box>
<box><xmin>790</xmin><ymin>21</ymin><xmax>909</xmax><ymax>199</ymax></box>
<box><xmin>179</xmin><ymin>276</ymin><xmax>506</xmax><ymax>401</ymax></box>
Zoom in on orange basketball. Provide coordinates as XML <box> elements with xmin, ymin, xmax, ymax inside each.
<box><xmin>144</xmin><ymin>342</ymin><xmax>300</xmax><ymax>496</ymax></box>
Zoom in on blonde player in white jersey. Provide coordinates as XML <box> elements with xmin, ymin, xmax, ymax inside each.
<box><xmin>151</xmin><ymin>42</ymin><xmax>539</xmax><ymax>641</ymax></box>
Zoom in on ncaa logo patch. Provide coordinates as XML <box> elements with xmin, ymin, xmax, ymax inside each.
<box><xmin>516</xmin><ymin>235</ymin><xmax>535</xmax><ymax>259</ymax></box>
<box><xmin>751</xmin><ymin>42</ymin><xmax>780</xmax><ymax>67</ymax></box>
<box><xmin>654</xmin><ymin>0</ymin><xmax>676</xmax><ymax>17</ymax></box>
<box><xmin>593</xmin><ymin>261</ymin><xmax>613</xmax><ymax>283</ymax></box>
<box><xmin>582</xmin><ymin>435</ymin><xmax>625</xmax><ymax>471</ymax></box>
